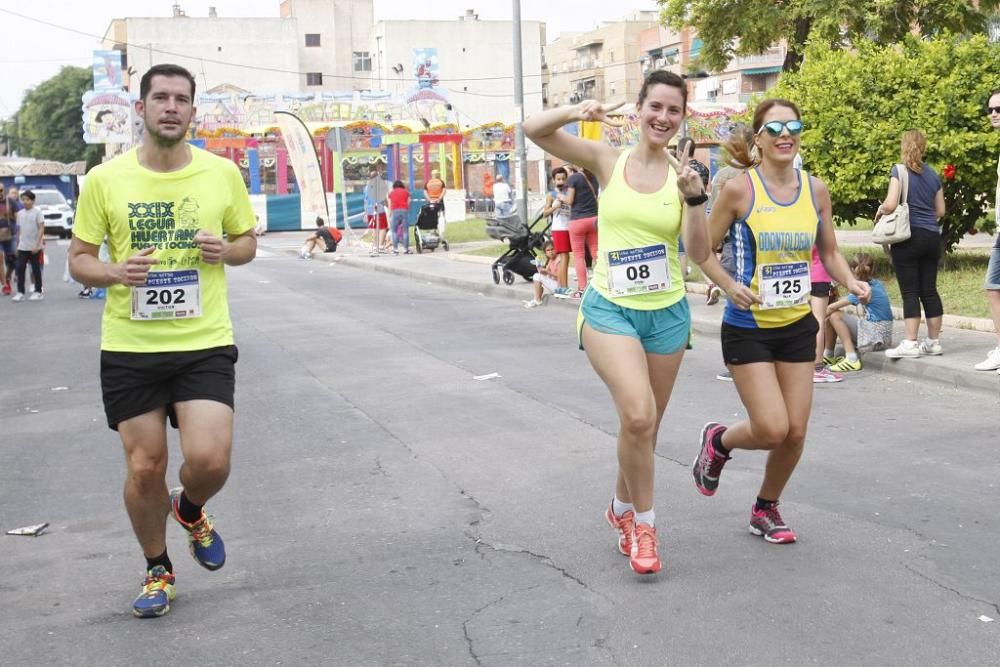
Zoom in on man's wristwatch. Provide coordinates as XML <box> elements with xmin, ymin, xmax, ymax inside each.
<box><xmin>685</xmin><ymin>192</ymin><xmax>709</xmax><ymax>206</ymax></box>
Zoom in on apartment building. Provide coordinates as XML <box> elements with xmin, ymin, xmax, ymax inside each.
<box><xmin>542</xmin><ymin>12</ymin><xmax>659</xmax><ymax>109</ymax></box>
<box><xmin>637</xmin><ymin>23</ymin><xmax>785</xmax><ymax>105</ymax></box>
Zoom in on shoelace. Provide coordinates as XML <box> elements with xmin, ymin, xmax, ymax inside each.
<box><xmin>187</xmin><ymin>516</ymin><xmax>215</xmax><ymax>547</ymax></box>
<box><xmin>618</xmin><ymin>513</ymin><xmax>635</xmax><ymax>543</ymax></box>
<box><xmin>633</xmin><ymin>525</ymin><xmax>657</xmax><ymax>559</ymax></box>
<box><xmin>142</xmin><ymin>571</ymin><xmax>173</xmax><ymax>595</ymax></box>
<box><xmin>759</xmin><ymin>505</ymin><xmax>786</xmax><ymax>529</ymax></box>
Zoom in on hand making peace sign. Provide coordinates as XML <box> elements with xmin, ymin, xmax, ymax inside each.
<box><xmin>664</xmin><ymin>148</ymin><xmax>706</xmax><ymax>199</ymax></box>
<box><xmin>577</xmin><ymin>99</ymin><xmax>626</xmax><ymax>127</ymax></box>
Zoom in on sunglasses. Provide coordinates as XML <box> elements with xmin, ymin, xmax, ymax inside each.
<box><xmin>987</xmin><ymin>106</ymin><xmax>1000</xmax><ymax>115</ymax></box>
<box><xmin>757</xmin><ymin>119</ymin><xmax>804</xmax><ymax>137</ymax></box>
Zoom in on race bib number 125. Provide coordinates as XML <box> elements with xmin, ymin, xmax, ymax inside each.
<box><xmin>758</xmin><ymin>261</ymin><xmax>810</xmax><ymax>310</ymax></box>
<box><xmin>131</xmin><ymin>270</ymin><xmax>202</xmax><ymax>320</ymax></box>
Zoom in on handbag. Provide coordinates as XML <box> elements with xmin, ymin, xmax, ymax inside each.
<box><xmin>872</xmin><ymin>164</ymin><xmax>911</xmax><ymax>245</ymax></box>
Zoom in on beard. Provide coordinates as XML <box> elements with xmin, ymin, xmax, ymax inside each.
<box><xmin>144</xmin><ymin>121</ymin><xmax>189</xmax><ymax>148</ymax></box>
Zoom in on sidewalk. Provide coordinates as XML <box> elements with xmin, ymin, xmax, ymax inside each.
<box><xmin>260</xmin><ymin>234</ymin><xmax>1000</xmax><ymax>395</ymax></box>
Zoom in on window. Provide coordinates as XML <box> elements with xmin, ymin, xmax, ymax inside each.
<box><xmin>353</xmin><ymin>51</ymin><xmax>372</xmax><ymax>72</ymax></box>
<box><xmin>305</xmin><ymin>33</ymin><xmax>321</xmax><ymax>47</ymax></box>
<box><xmin>306</xmin><ymin>72</ymin><xmax>323</xmax><ymax>86</ymax></box>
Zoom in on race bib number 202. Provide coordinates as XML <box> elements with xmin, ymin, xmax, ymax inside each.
<box><xmin>131</xmin><ymin>270</ymin><xmax>202</xmax><ymax>320</ymax></box>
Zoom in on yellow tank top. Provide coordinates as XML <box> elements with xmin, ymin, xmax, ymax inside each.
<box><xmin>590</xmin><ymin>149</ymin><xmax>684</xmax><ymax>311</ymax></box>
<box><xmin>723</xmin><ymin>168</ymin><xmax>819</xmax><ymax>329</ymax></box>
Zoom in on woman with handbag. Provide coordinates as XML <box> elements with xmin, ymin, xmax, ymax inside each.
<box><xmin>879</xmin><ymin>129</ymin><xmax>946</xmax><ymax>358</ymax></box>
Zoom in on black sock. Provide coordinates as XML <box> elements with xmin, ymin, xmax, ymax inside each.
<box><xmin>711</xmin><ymin>428</ymin><xmax>731</xmax><ymax>457</ymax></box>
<box><xmin>755</xmin><ymin>497</ymin><xmax>777</xmax><ymax>511</ymax></box>
<box><xmin>177</xmin><ymin>492</ymin><xmax>204</xmax><ymax>524</ymax></box>
<box><xmin>145</xmin><ymin>550</ymin><xmax>173</xmax><ymax>573</ymax></box>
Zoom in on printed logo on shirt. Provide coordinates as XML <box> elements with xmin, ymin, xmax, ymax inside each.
<box><xmin>127</xmin><ymin>197</ymin><xmax>201</xmax><ymax>251</ymax></box>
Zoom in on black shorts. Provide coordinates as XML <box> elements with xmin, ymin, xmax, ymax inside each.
<box><xmin>100</xmin><ymin>345</ymin><xmax>238</xmax><ymax>431</ymax></box>
<box><xmin>721</xmin><ymin>314</ymin><xmax>819</xmax><ymax>366</ymax></box>
<box><xmin>811</xmin><ymin>281</ymin><xmax>832</xmax><ymax>298</ymax></box>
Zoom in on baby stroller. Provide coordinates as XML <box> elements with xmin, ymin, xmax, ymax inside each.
<box><xmin>414</xmin><ymin>202</ymin><xmax>449</xmax><ymax>253</ymax></box>
<box><xmin>487</xmin><ymin>208</ymin><xmax>550</xmax><ymax>285</ymax></box>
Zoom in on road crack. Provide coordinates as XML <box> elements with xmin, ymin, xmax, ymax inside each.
<box><xmin>903</xmin><ymin>563</ymin><xmax>1000</xmax><ymax>615</ymax></box>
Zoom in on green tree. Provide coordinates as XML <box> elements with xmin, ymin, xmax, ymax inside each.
<box><xmin>769</xmin><ymin>34</ymin><xmax>1000</xmax><ymax>252</ymax></box>
<box><xmin>658</xmin><ymin>0</ymin><xmax>999</xmax><ymax>72</ymax></box>
<box><xmin>13</xmin><ymin>65</ymin><xmax>102</xmax><ymax>166</ymax></box>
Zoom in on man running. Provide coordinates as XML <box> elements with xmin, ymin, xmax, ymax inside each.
<box><xmin>69</xmin><ymin>63</ymin><xmax>257</xmax><ymax>618</ymax></box>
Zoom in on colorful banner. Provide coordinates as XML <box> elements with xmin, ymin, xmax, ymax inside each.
<box><xmin>602</xmin><ymin>103</ymin><xmax>747</xmax><ymax>148</ymax></box>
<box><xmin>408</xmin><ymin>48</ymin><xmax>448</xmax><ymax>104</ymax></box>
<box><xmin>81</xmin><ymin>90</ymin><xmax>133</xmax><ymax>144</ymax></box>
<box><xmin>93</xmin><ymin>50</ymin><xmax>124</xmax><ymax>91</ymax></box>
<box><xmin>195</xmin><ymin>91</ymin><xmax>451</xmax><ymax>133</ymax></box>
<box><xmin>274</xmin><ymin>111</ymin><xmax>330</xmax><ymax>224</ymax></box>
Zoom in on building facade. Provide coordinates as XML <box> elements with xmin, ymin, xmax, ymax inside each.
<box><xmin>102</xmin><ymin>0</ymin><xmax>374</xmax><ymax>95</ymax></box>
<box><xmin>542</xmin><ymin>12</ymin><xmax>659</xmax><ymax>109</ymax></box>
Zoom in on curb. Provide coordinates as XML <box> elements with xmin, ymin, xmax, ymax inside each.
<box><xmin>309</xmin><ymin>250</ymin><xmax>1000</xmax><ymax>396</ymax></box>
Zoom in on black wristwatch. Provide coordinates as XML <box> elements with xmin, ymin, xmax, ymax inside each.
<box><xmin>684</xmin><ymin>192</ymin><xmax>709</xmax><ymax>206</ymax></box>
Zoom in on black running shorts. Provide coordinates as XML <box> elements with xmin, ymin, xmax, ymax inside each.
<box><xmin>810</xmin><ymin>281</ymin><xmax>832</xmax><ymax>298</ymax></box>
<box><xmin>721</xmin><ymin>315</ymin><xmax>818</xmax><ymax>366</ymax></box>
<box><xmin>100</xmin><ymin>345</ymin><xmax>238</xmax><ymax>431</ymax></box>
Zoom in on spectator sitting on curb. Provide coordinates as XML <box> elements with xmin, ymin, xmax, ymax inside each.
<box><xmin>299</xmin><ymin>217</ymin><xmax>341</xmax><ymax>259</ymax></box>
<box><xmin>824</xmin><ymin>253</ymin><xmax>894</xmax><ymax>372</ymax></box>
<box><xmin>523</xmin><ymin>240</ymin><xmax>559</xmax><ymax>309</ymax></box>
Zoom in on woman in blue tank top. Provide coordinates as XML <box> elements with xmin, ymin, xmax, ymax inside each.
<box><xmin>684</xmin><ymin>99</ymin><xmax>869</xmax><ymax>545</ymax></box>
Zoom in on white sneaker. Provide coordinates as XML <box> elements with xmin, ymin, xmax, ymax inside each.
<box><xmin>11</xmin><ymin>293</ymin><xmax>24</xmax><ymax>302</ymax></box>
<box><xmin>974</xmin><ymin>346</ymin><xmax>1000</xmax><ymax>371</ymax></box>
<box><xmin>885</xmin><ymin>339</ymin><xmax>921</xmax><ymax>359</ymax></box>
<box><xmin>28</xmin><ymin>292</ymin><xmax>43</xmax><ymax>301</ymax></box>
<box><xmin>918</xmin><ymin>338</ymin><xmax>942</xmax><ymax>356</ymax></box>
<box><xmin>522</xmin><ymin>299</ymin><xmax>542</xmax><ymax>309</ymax></box>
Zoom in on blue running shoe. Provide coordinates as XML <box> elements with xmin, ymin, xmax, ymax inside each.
<box><xmin>132</xmin><ymin>566</ymin><xmax>175</xmax><ymax>618</ymax></box>
<box><xmin>170</xmin><ymin>487</ymin><xmax>226</xmax><ymax>571</ymax></box>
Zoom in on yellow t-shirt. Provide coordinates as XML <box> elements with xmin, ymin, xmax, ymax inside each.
<box><xmin>589</xmin><ymin>148</ymin><xmax>685</xmax><ymax>311</ymax></box>
<box><xmin>73</xmin><ymin>147</ymin><xmax>255</xmax><ymax>352</ymax></box>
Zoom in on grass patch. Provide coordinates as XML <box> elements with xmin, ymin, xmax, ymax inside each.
<box><xmin>442</xmin><ymin>218</ymin><xmax>491</xmax><ymax>244</ymax></box>
<box><xmin>463</xmin><ymin>244</ymin><xmax>508</xmax><ymax>257</ymax></box>
<box><xmin>835</xmin><ymin>216</ymin><xmax>875</xmax><ymax>231</ymax></box>
<box><xmin>839</xmin><ymin>245</ymin><xmax>991</xmax><ymax>319</ymax></box>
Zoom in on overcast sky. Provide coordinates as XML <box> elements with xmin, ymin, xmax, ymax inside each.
<box><xmin>0</xmin><ymin>0</ymin><xmax>660</xmax><ymax>119</ymax></box>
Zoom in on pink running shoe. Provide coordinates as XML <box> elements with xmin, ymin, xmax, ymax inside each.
<box><xmin>749</xmin><ymin>503</ymin><xmax>797</xmax><ymax>544</ymax></box>
<box><xmin>604</xmin><ymin>503</ymin><xmax>635</xmax><ymax>556</ymax></box>
<box><xmin>629</xmin><ymin>523</ymin><xmax>661</xmax><ymax>574</ymax></box>
<box><xmin>693</xmin><ymin>422</ymin><xmax>730</xmax><ymax>496</ymax></box>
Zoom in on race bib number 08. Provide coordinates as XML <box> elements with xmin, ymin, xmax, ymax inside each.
<box><xmin>758</xmin><ymin>261</ymin><xmax>810</xmax><ymax>310</ymax></box>
<box><xmin>131</xmin><ymin>269</ymin><xmax>202</xmax><ymax>320</ymax></box>
<box><xmin>607</xmin><ymin>244</ymin><xmax>670</xmax><ymax>298</ymax></box>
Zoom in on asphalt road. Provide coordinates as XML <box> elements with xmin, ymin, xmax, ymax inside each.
<box><xmin>2</xmin><ymin>242</ymin><xmax>998</xmax><ymax>666</ymax></box>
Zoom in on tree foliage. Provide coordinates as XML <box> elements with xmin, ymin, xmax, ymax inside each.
<box><xmin>769</xmin><ymin>34</ymin><xmax>1000</xmax><ymax>252</ymax></box>
<box><xmin>658</xmin><ymin>0</ymin><xmax>1000</xmax><ymax>72</ymax></box>
<box><xmin>12</xmin><ymin>66</ymin><xmax>102</xmax><ymax>166</ymax></box>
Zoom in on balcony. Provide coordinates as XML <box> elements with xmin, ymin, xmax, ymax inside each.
<box><xmin>731</xmin><ymin>45</ymin><xmax>786</xmax><ymax>71</ymax></box>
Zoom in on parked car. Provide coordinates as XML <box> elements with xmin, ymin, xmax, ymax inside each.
<box><xmin>31</xmin><ymin>189</ymin><xmax>75</xmax><ymax>238</ymax></box>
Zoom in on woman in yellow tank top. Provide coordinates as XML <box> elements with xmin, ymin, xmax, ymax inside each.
<box><xmin>524</xmin><ymin>71</ymin><xmax>710</xmax><ymax>576</ymax></box>
<box><xmin>685</xmin><ymin>99</ymin><xmax>869</xmax><ymax>544</ymax></box>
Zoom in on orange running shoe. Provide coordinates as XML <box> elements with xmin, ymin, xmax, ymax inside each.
<box><xmin>604</xmin><ymin>503</ymin><xmax>635</xmax><ymax>556</ymax></box>
<box><xmin>629</xmin><ymin>523</ymin><xmax>661</xmax><ymax>574</ymax></box>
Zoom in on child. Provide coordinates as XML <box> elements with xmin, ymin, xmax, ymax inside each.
<box><xmin>824</xmin><ymin>253</ymin><xmax>894</xmax><ymax>371</ymax></box>
<box><xmin>12</xmin><ymin>190</ymin><xmax>44</xmax><ymax>301</ymax></box>
<box><xmin>523</xmin><ymin>241</ymin><xmax>559</xmax><ymax>309</ymax></box>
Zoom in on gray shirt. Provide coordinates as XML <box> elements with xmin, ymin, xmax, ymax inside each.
<box><xmin>16</xmin><ymin>208</ymin><xmax>43</xmax><ymax>251</ymax></box>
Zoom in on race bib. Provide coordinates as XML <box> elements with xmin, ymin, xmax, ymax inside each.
<box><xmin>606</xmin><ymin>244</ymin><xmax>670</xmax><ymax>298</ymax></box>
<box><xmin>758</xmin><ymin>261</ymin><xmax>810</xmax><ymax>310</ymax></box>
<box><xmin>131</xmin><ymin>270</ymin><xmax>202</xmax><ymax>320</ymax></box>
